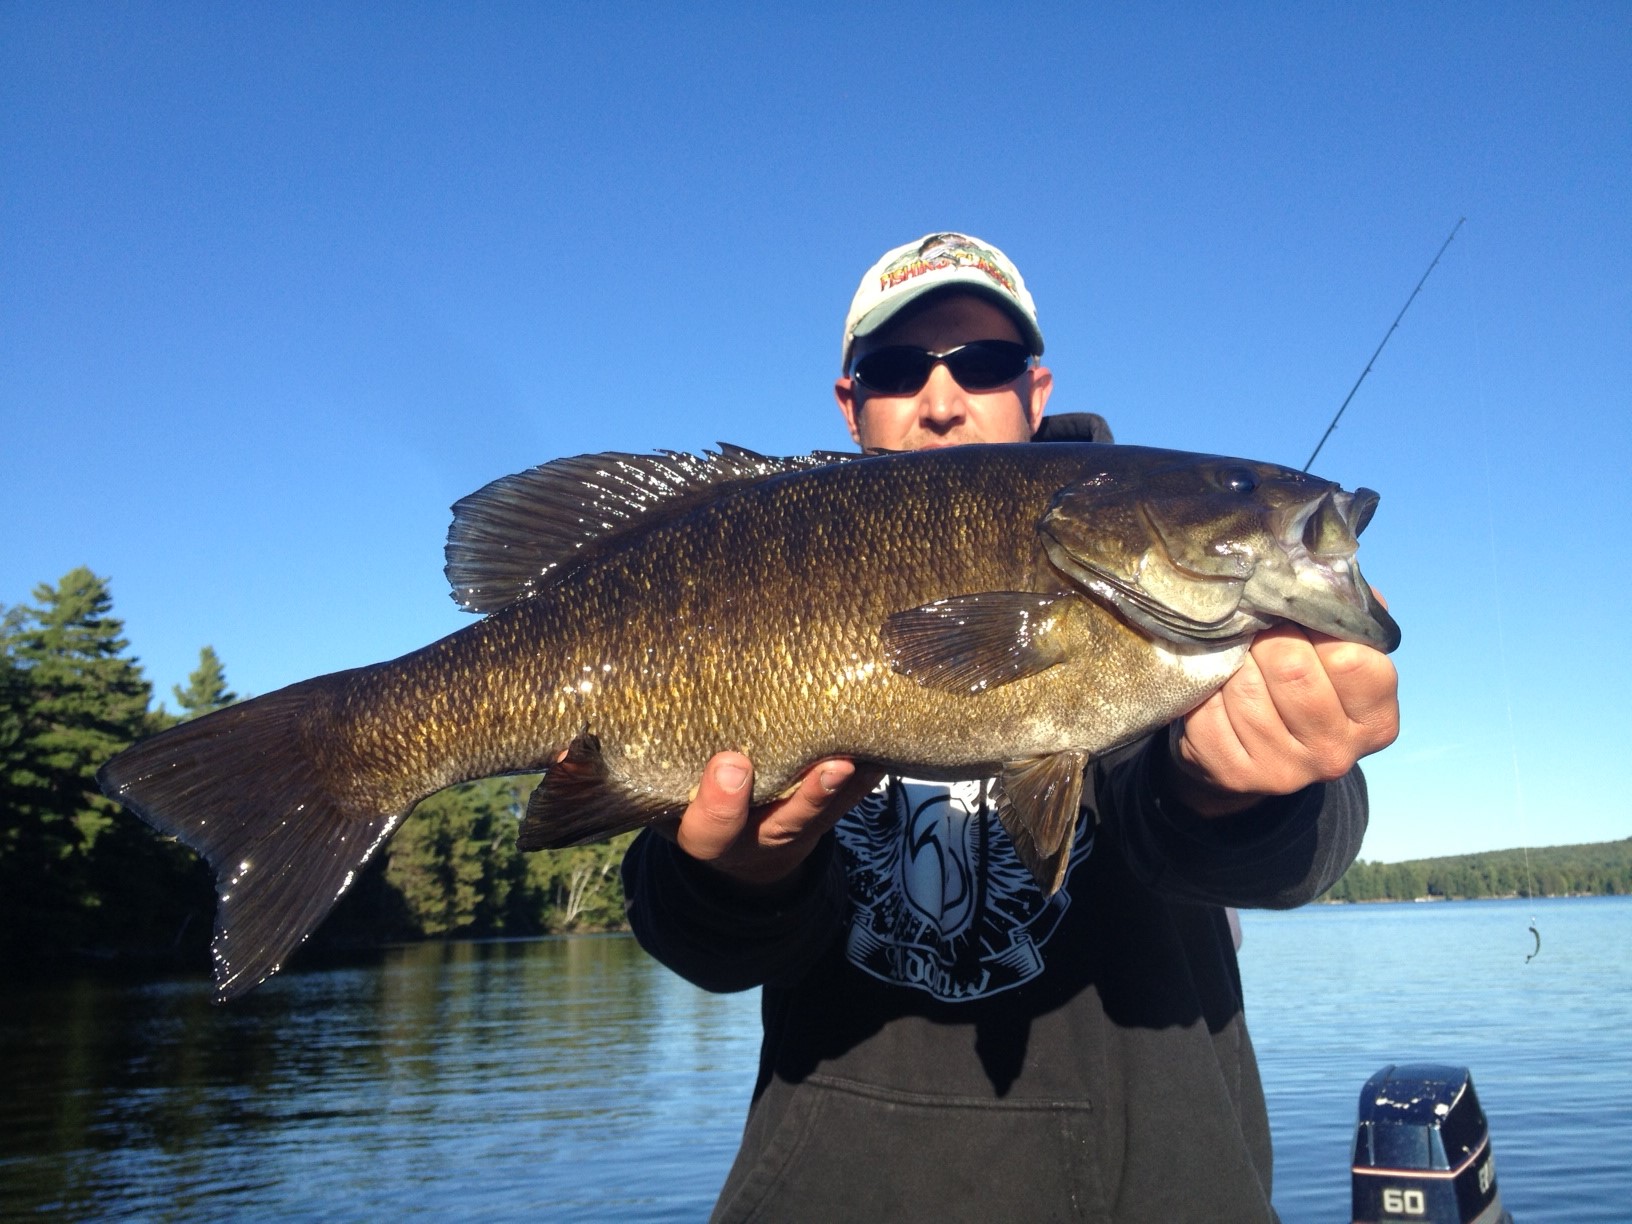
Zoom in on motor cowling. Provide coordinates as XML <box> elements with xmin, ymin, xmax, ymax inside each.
<box><xmin>1351</xmin><ymin>1064</ymin><xmax>1512</xmax><ymax>1224</ymax></box>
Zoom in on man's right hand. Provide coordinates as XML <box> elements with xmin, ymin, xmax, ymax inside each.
<box><xmin>658</xmin><ymin>753</ymin><xmax>882</xmax><ymax>896</ymax></box>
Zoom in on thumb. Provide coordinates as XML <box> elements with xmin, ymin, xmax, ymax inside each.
<box><xmin>675</xmin><ymin>752</ymin><xmax>754</xmax><ymax>862</ymax></box>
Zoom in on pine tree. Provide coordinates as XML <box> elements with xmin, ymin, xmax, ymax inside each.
<box><xmin>0</xmin><ymin>622</ymin><xmax>43</xmax><ymax>902</ymax></box>
<box><xmin>383</xmin><ymin>777</ymin><xmax>540</xmax><ymax>938</ymax></box>
<box><xmin>0</xmin><ymin>569</ymin><xmax>154</xmax><ymax>957</ymax></box>
<box><xmin>172</xmin><ymin>645</ymin><xmax>238</xmax><ymax>719</ymax></box>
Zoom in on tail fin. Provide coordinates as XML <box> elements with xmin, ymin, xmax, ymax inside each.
<box><xmin>98</xmin><ymin>677</ymin><xmax>412</xmax><ymax>1002</ymax></box>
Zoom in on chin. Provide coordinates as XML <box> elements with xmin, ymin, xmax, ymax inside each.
<box><xmin>912</xmin><ymin>432</ymin><xmax>1017</xmax><ymax>450</ymax></box>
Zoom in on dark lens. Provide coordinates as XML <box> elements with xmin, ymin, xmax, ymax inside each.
<box><xmin>852</xmin><ymin>347</ymin><xmax>933</xmax><ymax>395</ymax></box>
<box><xmin>851</xmin><ymin>340</ymin><xmax>1031</xmax><ymax>395</ymax></box>
<box><xmin>943</xmin><ymin>341</ymin><xmax>1031</xmax><ymax>390</ymax></box>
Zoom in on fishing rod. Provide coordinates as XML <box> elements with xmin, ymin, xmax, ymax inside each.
<box><xmin>1304</xmin><ymin>217</ymin><xmax>1465</xmax><ymax>471</ymax></box>
<box><xmin>1313</xmin><ymin>220</ymin><xmax>1544</xmax><ymax>962</ymax></box>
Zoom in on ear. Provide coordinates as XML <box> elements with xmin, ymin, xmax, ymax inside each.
<box><xmin>1025</xmin><ymin>365</ymin><xmax>1054</xmax><ymax>436</ymax></box>
<box><xmin>834</xmin><ymin>376</ymin><xmax>865</xmax><ymax>446</ymax></box>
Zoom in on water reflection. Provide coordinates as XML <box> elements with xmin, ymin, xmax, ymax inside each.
<box><xmin>1242</xmin><ymin>895</ymin><xmax>1632</xmax><ymax>1224</ymax></box>
<box><xmin>9</xmin><ymin>901</ymin><xmax>1629</xmax><ymax>1220</ymax></box>
<box><xmin>1</xmin><ymin>936</ymin><xmax>762</xmax><ymax>1220</ymax></box>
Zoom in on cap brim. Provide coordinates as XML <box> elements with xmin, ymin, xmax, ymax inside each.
<box><xmin>848</xmin><ymin>278</ymin><xmax>1045</xmax><ymax>362</ymax></box>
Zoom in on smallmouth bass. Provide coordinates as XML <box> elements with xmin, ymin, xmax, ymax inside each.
<box><xmin>100</xmin><ymin>440</ymin><xmax>1399</xmax><ymax>1000</ymax></box>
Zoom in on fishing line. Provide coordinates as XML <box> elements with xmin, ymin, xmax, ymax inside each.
<box><xmin>1304</xmin><ymin>218</ymin><xmax>1465</xmax><ymax>472</ymax></box>
<box><xmin>1462</xmin><ymin>224</ymin><xmax>1541</xmax><ymax>958</ymax></box>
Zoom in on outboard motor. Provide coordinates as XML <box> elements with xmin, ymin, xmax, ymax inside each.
<box><xmin>1351</xmin><ymin>1064</ymin><xmax>1512</xmax><ymax>1224</ymax></box>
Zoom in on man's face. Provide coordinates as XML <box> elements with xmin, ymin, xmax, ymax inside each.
<box><xmin>834</xmin><ymin>293</ymin><xmax>1053</xmax><ymax>451</ymax></box>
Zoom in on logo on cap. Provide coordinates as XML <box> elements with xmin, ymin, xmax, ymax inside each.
<box><xmin>842</xmin><ymin>230</ymin><xmax>1043</xmax><ymax>369</ymax></box>
<box><xmin>878</xmin><ymin>233</ymin><xmax>1019</xmax><ymax>298</ymax></box>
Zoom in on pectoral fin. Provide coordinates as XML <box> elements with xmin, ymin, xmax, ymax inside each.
<box><xmin>995</xmin><ymin>750</ymin><xmax>1089</xmax><ymax>896</ymax></box>
<box><xmin>880</xmin><ymin>592</ymin><xmax>1075</xmax><ymax>695</ymax></box>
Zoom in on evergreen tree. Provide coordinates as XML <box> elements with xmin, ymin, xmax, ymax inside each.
<box><xmin>1330</xmin><ymin>839</ymin><xmax>1632</xmax><ymax>901</ymax></box>
<box><xmin>0</xmin><ymin>621</ymin><xmax>41</xmax><ymax>899</ymax></box>
<box><xmin>0</xmin><ymin>569</ymin><xmax>155</xmax><ymax>957</ymax></box>
<box><xmin>381</xmin><ymin>776</ymin><xmax>547</xmax><ymax>938</ymax></box>
<box><xmin>349</xmin><ymin>775</ymin><xmax>634</xmax><ymax>944</ymax></box>
<box><xmin>172</xmin><ymin>645</ymin><xmax>237</xmax><ymax>719</ymax></box>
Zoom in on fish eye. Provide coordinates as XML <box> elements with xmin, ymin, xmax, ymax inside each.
<box><xmin>1218</xmin><ymin>468</ymin><xmax>1257</xmax><ymax>494</ymax></box>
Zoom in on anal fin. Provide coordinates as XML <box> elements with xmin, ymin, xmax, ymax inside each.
<box><xmin>995</xmin><ymin>750</ymin><xmax>1089</xmax><ymax>896</ymax></box>
<box><xmin>518</xmin><ymin>728</ymin><xmax>675</xmax><ymax>850</ymax></box>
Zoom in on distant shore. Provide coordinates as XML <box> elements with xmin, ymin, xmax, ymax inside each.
<box><xmin>1323</xmin><ymin>838</ymin><xmax>1630</xmax><ymax>903</ymax></box>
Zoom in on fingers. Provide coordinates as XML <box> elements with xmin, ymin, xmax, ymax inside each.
<box><xmin>764</xmin><ymin>759</ymin><xmax>885</xmax><ymax>846</ymax></box>
<box><xmin>673</xmin><ymin>752</ymin><xmax>876</xmax><ymax>891</ymax></box>
<box><xmin>1310</xmin><ymin>636</ymin><xmax>1399</xmax><ymax>751</ymax></box>
<box><xmin>807</xmin><ymin>761</ymin><xmax>887</xmax><ymax>843</ymax></box>
<box><xmin>1173</xmin><ymin>625</ymin><xmax>1400</xmax><ymax>811</ymax></box>
<box><xmin>674</xmin><ymin>752</ymin><xmax>755</xmax><ymax>863</ymax></box>
<box><xmin>1245</xmin><ymin>629</ymin><xmax>1352</xmax><ymax>775</ymax></box>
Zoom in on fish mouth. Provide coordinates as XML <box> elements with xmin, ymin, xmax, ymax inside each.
<box><xmin>1253</xmin><ymin>486</ymin><xmax>1401</xmax><ymax>653</ymax></box>
<box><xmin>1043</xmin><ymin>478</ymin><xmax>1400</xmax><ymax>654</ymax></box>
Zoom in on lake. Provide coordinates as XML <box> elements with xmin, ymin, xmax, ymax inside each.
<box><xmin>3</xmin><ymin>895</ymin><xmax>1627</xmax><ymax>1220</ymax></box>
<box><xmin>1241</xmin><ymin>895</ymin><xmax>1631</xmax><ymax>1222</ymax></box>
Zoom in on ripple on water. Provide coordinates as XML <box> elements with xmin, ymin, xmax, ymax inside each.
<box><xmin>4</xmin><ymin>900</ymin><xmax>1628</xmax><ymax>1220</ymax></box>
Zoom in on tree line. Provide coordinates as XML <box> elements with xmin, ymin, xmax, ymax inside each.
<box><xmin>1325</xmin><ymin>839</ymin><xmax>1632</xmax><ymax>902</ymax></box>
<box><xmin>1</xmin><ymin>567</ymin><xmax>632</xmax><ymax>975</ymax></box>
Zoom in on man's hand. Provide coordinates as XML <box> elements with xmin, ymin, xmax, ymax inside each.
<box><xmin>1166</xmin><ymin>623</ymin><xmax>1400</xmax><ymax>819</ymax></box>
<box><xmin>658</xmin><ymin>753</ymin><xmax>883</xmax><ymax>895</ymax></box>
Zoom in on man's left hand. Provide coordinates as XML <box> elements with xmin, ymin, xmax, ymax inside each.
<box><xmin>1165</xmin><ymin>623</ymin><xmax>1400</xmax><ymax>818</ymax></box>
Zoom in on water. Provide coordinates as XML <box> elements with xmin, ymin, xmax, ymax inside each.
<box><xmin>1240</xmin><ymin>894</ymin><xmax>1632</xmax><ymax>1222</ymax></box>
<box><xmin>3</xmin><ymin>898</ymin><xmax>1627</xmax><ymax>1220</ymax></box>
<box><xmin>0</xmin><ymin>938</ymin><xmax>761</xmax><ymax>1220</ymax></box>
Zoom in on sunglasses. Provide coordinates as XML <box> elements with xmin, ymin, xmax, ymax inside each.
<box><xmin>849</xmin><ymin>340</ymin><xmax>1032</xmax><ymax>396</ymax></box>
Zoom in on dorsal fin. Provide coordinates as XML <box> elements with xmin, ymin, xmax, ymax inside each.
<box><xmin>445</xmin><ymin>444</ymin><xmax>854</xmax><ymax>613</ymax></box>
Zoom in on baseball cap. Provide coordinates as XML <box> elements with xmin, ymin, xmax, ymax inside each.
<box><xmin>841</xmin><ymin>231</ymin><xmax>1044</xmax><ymax>371</ymax></box>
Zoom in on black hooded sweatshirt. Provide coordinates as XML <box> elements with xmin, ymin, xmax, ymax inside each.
<box><xmin>620</xmin><ymin>414</ymin><xmax>1368</xmax><ymax>1223</ymax></box>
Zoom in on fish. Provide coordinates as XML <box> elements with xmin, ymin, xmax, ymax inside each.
<box><xmin>98</xmin><ymin>441</ymin><xmax>1399</xmax><ymax>1001</ymax></box>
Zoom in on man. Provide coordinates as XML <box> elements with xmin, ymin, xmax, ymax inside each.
<box><xmin>622</xmin><ymin>233</ymin><xmax>1399</xmax><ymax>1221</ymax></box>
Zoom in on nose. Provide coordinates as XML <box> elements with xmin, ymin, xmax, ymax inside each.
<box><xmin>916</xmin><ymin>363</ymin><xmax>968</xmax><ymax>432</ymax></box>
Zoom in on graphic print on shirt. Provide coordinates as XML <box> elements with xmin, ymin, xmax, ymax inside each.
<box><xmin>835</xmin><ymin>777</ymin><xmax>1094</xmax><ymax>1001</ymax></box>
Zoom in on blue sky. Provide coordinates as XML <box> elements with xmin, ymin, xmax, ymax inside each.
<box><xmin>3</xmin><ymin>3</ymin><xmax>1627</xmax><ymax>864</ymax></box>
